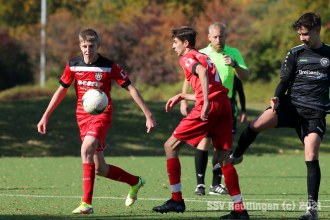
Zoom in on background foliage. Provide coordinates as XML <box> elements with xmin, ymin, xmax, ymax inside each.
<box><xmin>1</xmin><ymin>0</ymin><xmax>330</xmax><ymax>90</ymax></box>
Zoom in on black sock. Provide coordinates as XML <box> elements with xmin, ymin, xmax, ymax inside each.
<box><xmin>212</xmin><ymin>151</ymin><xmax>222</xmax><ymax>186</ymax></box>
<box><xmin>233</xmin><ymin>123</ymin><xmax>259</xmax><ymax>158</ymax></box>
<box><xmin>195</xmin><ymin>149</ymin><xmax>208</xmax><ymax>185</ymax></box>
<box><xmin>306</xmin><ymin>160</ymin><xmax>321</xmax><ymax>206</ymax></box>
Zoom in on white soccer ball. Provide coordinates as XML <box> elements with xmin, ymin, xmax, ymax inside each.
<box><xmin>82</xmin><ymin>89</ymin><xmax>108</xmax><ymax>115</ymax></box>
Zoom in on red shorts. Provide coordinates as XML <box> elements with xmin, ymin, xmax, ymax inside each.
<box><xmin>79</xmin><ymin>118</ymin><xmax>112</xmax><ymax>153</ymax></box>
<box><xmin>173</xmin><ymin>94</ymin><xmax>232</xmax><ymax>149</ymax></box>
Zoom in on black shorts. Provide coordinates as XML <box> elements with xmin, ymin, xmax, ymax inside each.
<box><xmin>268</xmin><ymin>99</ymin><xmax>326</xmax><ymax>142</ymax></box>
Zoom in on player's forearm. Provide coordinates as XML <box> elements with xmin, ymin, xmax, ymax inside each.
<box><xmin>181</xmin><ymin>78</ymin><xmax>190</xmax><ymax>104</ymax></box>
<box><xmin>43</xmin><ymin>86</ymin><xmax>67</xmax><ymax>118</ymax></box>
<box><xmin>128</xmin><ymin>85</ymin><xmax>153</xmax><ymax>118</ymax></box>
<box><xmin>180</xmin><ymin>93</ymin><xmax>196</xmax><ymax>101</ymax></box>
<box><xmin>235</xmin><ymin>67</ymin><xmax>249</xmax><ymax>81</ymax></box>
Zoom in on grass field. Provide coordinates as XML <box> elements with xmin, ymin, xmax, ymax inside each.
<box><xmin>1</xmin><ymin>96</ymin><xmax>330</xmax><ymax>219</ymax></box>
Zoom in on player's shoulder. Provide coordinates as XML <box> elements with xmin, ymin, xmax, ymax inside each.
<box><xmin>321</xmin><ymin>43</ymin><xmax>330</xmax><ymax>52</ymax></box>
<box><xmin>95</xmin><ymin>54</ymin><xmax>116</xmax><ymax>68</ymax></box>
<box><xmin>68</xmin><ymin>55</ymin><xmax>84</xmax><ymax>67</ymax></box>
<box><xmin>289</xmin><ymin>44</ymin><xmax>305</xmax><ymax>54</ymax></box>
<box><xmin>198</xmin><ymin>46</ymin><xmax>210</xmax><ymax>55</ymax></box>
<box><xmin>225</xmin><ymin>45</ymin><xmax>241</xmax><ymax>54</ymax></box>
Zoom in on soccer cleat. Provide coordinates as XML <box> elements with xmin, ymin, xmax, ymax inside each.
<box><xmin>194</xmin><ymin>184</ymin><xmax>206</xmax><ymax>195</ymax></box>
<box><xmin>209</xmin><ymin>184</ymin><xmax>229</xmax><ymax>195</ymax></box>
<box><xmin>299</xmin><ymin>208</ymin><xmax>318</xmax><ymax>220</ymax></box>
<box><xmin>72</xmin><ymin>201</ymin><xmax>94</xmax><ymax>214</ymax></box>
<box><xmin>125</xmin><ymin>176</ymin><xmax>146</xmax><ymax>206</ymax></box>
<box><xmin>219</xmin><ymin>210</ymin><xmax>250</xmax><ymax>219</ymax></box>
<box><xmin>230</xmin><ymin>153</ymin><xmax>243</xmax><ymax>165</ymax></box>
<box><xmin>152</xmin><ymin>198</ymin><xmax>186</xmax><ymax>213</ymax></box>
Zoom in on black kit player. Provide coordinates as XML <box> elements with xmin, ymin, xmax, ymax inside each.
<box><xmin>231</xmin><ymin>13</ymin><xmax>330</xmax><ymax>220</ymax></box>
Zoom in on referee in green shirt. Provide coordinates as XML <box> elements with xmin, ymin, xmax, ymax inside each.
<box><xmin>180</xmin><ymin>22</ymin><xmax>249</xmax><ymax>196</ymax></box>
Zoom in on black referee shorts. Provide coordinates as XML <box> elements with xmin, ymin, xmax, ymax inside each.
<box><xmin>267</xmin><ymin>99</ymin><xmax>326</xmax><ymax>143</ymax></box>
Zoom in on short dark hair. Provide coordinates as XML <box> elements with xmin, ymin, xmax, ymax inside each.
<box><xmin>292</xmin><ymin>12</ymin><xmax>321</xmax><ymax>31</ymax></box>
<box><xmin>79</xmin><ymin>28</ymin><xmax>99</xmax><ymax>43</ymax></box>
<box><xmin>171</xmin><ymin>26</ymin><xmax>198</xmax><ymax>47</ymax></box>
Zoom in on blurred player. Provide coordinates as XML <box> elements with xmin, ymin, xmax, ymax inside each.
<box><xmin>180</xmin><ymin>22</ymin><xmax>248</xmax><ymax>196</ymax></box>
<box><xmin>231</xmin><ymin>13</ymin><xmax>330</xmax><ymax>220</ymax></box>
<box><xmin>152</xmin><ymin>26</ymin><xmax>249</xmax><ymax>219</ymax></box>
<box><xmin>37</xmin><ymin>28</ymin><xmax>156</xmax><ymax>214</ymax></box>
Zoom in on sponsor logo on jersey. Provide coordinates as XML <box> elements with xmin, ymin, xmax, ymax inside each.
<box><xmin>78</xmin><ymin>80</ymin><xmax>103</xmax><ymax>87</ymax></box>
<box><xmin>120</xmin><ymin>69</ymin><xmax>127</xmax><ymax>78</ymax></box>
<box><xmin>75</xmin><ymin>72</ymin><xmax>84</xmax><ymax>75</ymax></box>
<box><xmin>185</xmin><ymin>58</ymin><xmax>194</xmax><ymax>67</ymax></box>
<box><xmin>95</xmin><ymin>72</ymin><xmax>103</xmax><ymax>81</ymax></box>
<box><xmin>298</xmin><ymin>70</ymin><xmax>327</xmax><ymax>79</ymax></box>
<box><xmin>320</xmin><ymin>58</ymin><xmax>329</xmax><ymax>67</ymax></box>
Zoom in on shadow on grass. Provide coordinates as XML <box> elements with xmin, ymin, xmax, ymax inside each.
<box><xmin>1</xmin><ymin>98</ymin><xmax>330</xmax><ymax>157</ymax></box>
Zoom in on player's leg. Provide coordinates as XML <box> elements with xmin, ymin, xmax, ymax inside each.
<box><xmin>211</xmin><ymin>96</ymin><xmax>249</xmax><ymax>219</ymax></box>
<box><xmin>72</xmin><ymin>136</ymin><xmax>99</xmax><ymax>214</ymax></box>
<box><xmin>299</xmin><ymin>119</ymin><xmax>324</xmax><ymax>220</ymax></box>
<box><xmin>152</xmin><ymin>136</ymin><xmax>186</xmax><ymax>213</ymax></box>
<box><xmin>231</xmin><ymin>108</ymin><xmax>278</xmax><ymax>163</ymax></box>
<box><xmin>210</xmin><ymin>147</ymin><xmax>229</xmax><ymax>195</ymax></box>
<box><xmin>93</xmin><ymin>151</ymin><xmax>143</xmax><ymax>206</ymax></box>
<box><xmin>194</xmin><ymin>136</ymin><xmax>211</xmax><ymax>195</ymax></box>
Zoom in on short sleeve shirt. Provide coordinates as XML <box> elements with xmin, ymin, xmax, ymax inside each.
<box><xmin>199</xmin><ymin>44</ymin><xmax>248</xmax><ymax>98</ymax></box>
<box><xmin>60</xmin><ymin>54</ymin><xmax>131</xmax><ymax>124</ymax></box>
<box><xmin>180</xmin><ymin>49</ymin><xmax>229</xmax><ymax>106</ymax></box>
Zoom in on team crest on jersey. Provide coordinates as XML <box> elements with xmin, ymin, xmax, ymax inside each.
<box><xmin>320</xmin><ymin>58</ymin><xmax>329</xmax><ymax>67</ymax></box>
<box><xmin>95</xmin><ymin>72</ymin><xmax>103</xmax><ymax>81</ymax></box>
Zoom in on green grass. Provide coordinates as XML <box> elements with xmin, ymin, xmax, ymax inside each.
<box><xmin>1</xmin><ymin>93</ymin><xmax>330</xmax><ymax>219</ymax></box>
<box><xmin>1</xmin><ymin>156</ymin><xmax>330</xmax><ymax>219</ymax></box>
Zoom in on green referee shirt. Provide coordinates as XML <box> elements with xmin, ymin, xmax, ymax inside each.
<box><xmin>199</xmin><ymin>44</ymin><xmax>248</xmax><ymax>98</ymax></box>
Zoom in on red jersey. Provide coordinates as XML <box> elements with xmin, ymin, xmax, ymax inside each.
<box><xmin>180</xmin><ymin>49</ymin><xmax>229</xmax><ymax>106</ymax></box>
<box><xmin>60</xmin><ymin>54</ymin><xmax>130</xmax><ymax>125</ymax></box>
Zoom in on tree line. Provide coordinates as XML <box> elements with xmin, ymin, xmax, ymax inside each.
<box><xmin>1</xmin><ymin>0</ymin><xmax>329</xmax><ymax>91</ymax></box>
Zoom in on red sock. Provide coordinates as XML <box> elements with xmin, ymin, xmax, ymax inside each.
<box><xmin>222</xmin><ymin>163</ymin><xmax>245</xmax><ymax>212</ymax></box>
<box><xmin>82</xmin><ymin>163</ymin><xmax>95</xmax><ymax>205</ymax></box>
<box><xmin>167</xmin><ymin>158</ymin><xmax>182</xmax><ymax>201</ymax></box>
<box><xmin>106</xmin><ymin>165</ymin><xmax>139</xmax><ymax>186</ymax></box>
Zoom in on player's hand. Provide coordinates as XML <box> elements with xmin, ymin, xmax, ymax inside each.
<box><xmin>270</xmin><ymin>97</ymin><xmax>279</xmax><ymax>111</ymax></box>
<box><xmin>166</xmin><ymin>94</ymin><xmax>182</xmax><ymax>112</ymax></box>
<box><xmin>37</xmin><ymin>116</ymin><xmax>48</xmax><ymax>134</ymax></box>
<box><xmin>200</xmin><ymin>101</ymin><xmax>210</xmax><ymax>121</ymax></box>
<box><xmin>146</xmin><ymin>116</ymin><xmax>157</xmax><ymax>133</ymax></box>
<box><xmin>180</xmin><ymin>101</ymin><xmax>189</xmax><ymax>117</ymax></box>
<box><xmin>223</xmin><ymin>55</ymin><xmax>234</xmax><ymax>66</ymax></box>
<box><xmin>240</xmin><ymin>111</ymin><xmax>247</xmax><ymax>123</ymax></box>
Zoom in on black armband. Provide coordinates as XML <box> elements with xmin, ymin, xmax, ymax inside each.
<box><xmin>121</xmin><ymin>79</ymin><xmax>132</xmax><ymax>88</ymax></box>
<box><xmin>59</xmin><ymin>79</ymin><xmax>70</xmax><ymax>88</ymax></box>
<box><xmin>192</xmin><ymin>63</ymin><xmax>201</xmax><ymax>75</ymax></box>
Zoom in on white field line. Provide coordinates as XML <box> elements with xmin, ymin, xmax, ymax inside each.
<box><xmin>1</xmin><ymin>194</ymin><xmax>330</xmax><ymax>204</ymax></box>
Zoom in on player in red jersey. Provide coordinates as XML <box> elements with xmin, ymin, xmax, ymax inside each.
<box><xmin>37</xmin><ymin>28</ymin><xmax>156</xmax><ymax>214</ymax></box>
<box><xmin>152</xmin><ymin>26</ymin><xmax>249</xmax><ymax>219</ymax></box>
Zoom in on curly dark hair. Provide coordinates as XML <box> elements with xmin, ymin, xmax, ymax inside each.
<box><xmin>171</xmin><ymin>26</ymin><xmax>198</xmax><ymax>47</ymax></box>
<box><xmin>292</xmin><ymin>12</ymin><xmax>321</xmax><ymax>31</ymax></box>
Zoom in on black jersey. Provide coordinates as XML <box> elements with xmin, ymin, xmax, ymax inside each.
<box><xmin>278</xmin><ymin>43</ymin><xmax>330</xmax><ymax>118</ymax></box>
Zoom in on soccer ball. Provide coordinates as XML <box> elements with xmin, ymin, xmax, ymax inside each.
<box><xmin>82</xmin><ymin>89</ymin><xmax>108</xmax><ymax>115</ymax></box>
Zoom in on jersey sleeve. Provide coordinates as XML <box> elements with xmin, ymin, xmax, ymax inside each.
<box><xmin>235</xmin><ymin>75</ymin><xmax>246</xmax><ymax>112</ymax></box>
<box><xmin>234</xmin><ymin>50</ymin><xmax>248</xmax><ymax>69</ymax></box>
<box><xmin>111</xmin><ymin>63</ymin><xmax>131</xmax><ymax>88</ymax></box>
<box><xmin>59</xmin><ymin>62</ymin><xmax>74</xmax><ymax>88</ymax></box>
<box><xmin>274</xmin><ymin>49</ymin><xmax>297</xmax><ymax>98</ymax></box>
<box><xmin>179</xmin><ymin>55</ymin><xmax>201</xmax><ymax>75</ymax></box>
